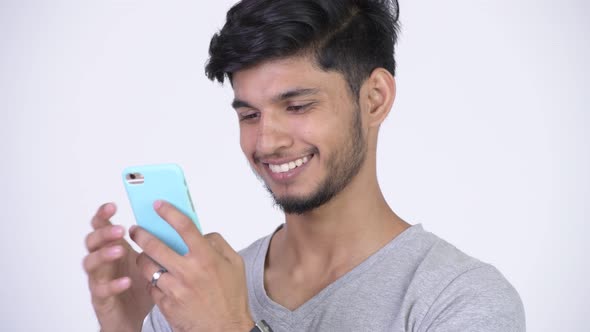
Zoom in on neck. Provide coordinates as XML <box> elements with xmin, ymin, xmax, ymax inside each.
<box><xmin>271</xmin><ymin>165</ymin><xmax>410</xmax><ymax>269</ymax></box>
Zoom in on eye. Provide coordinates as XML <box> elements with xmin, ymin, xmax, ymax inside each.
<box><xmin>238</xmin><ymin>111</ymin><xmax>260</xmax><ymax>122</ymax></box>
<box><xmin>287</xmin><ymin>103</ymin><xmax>314</xmax><ymax>113</ymax></box>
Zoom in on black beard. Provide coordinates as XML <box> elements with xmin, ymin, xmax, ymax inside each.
<box><xmin>268</xmin><ymin>109</ymin><xmax>366</xmax><ymax>215</ymax></box>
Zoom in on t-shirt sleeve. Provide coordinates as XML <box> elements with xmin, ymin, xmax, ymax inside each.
<box><xmin>419</xmin><ymin>265</ymin><xmax>526</xmax><ymax>332</ymax></box>
<box><xmin>141</xmin><ymin>305</ymin><xmax>172</xmax><ymax>332</ymax></box>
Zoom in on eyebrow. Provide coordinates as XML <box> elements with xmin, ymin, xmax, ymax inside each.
<box><xmin>231</xmin><ymin>88</ymin><xmax>320</xmax><ymax>110</ymax></box>
<box><xmin>231</xmin><ymin>99</ymin><xmax>253</xmax><ymax>110</ymax></box>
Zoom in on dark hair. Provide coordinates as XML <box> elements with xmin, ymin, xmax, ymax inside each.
<box><xmin>205</xmin><ymin>0</ymin><xmax>400</xmax><ymax>99</ymax></box>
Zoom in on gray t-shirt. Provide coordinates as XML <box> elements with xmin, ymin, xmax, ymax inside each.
<box><xmin>142</xmin><ymin>224</ymin><xmax>525</xmax><ymax>331</ymax></box>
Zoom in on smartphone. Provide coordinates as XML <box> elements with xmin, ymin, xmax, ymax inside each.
<box><xmin>122</xmin><ymin>163</ymin><xmax>201</xmax><ymax>255</ymax></box>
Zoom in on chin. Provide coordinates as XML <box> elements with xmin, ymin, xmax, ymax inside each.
<box><xmin>269</xmin><ymin>187</ymin><xmax>337</xmax><ymax>215</ymax></box>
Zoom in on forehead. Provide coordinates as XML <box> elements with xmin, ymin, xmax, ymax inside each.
<box><xmin>232</xmin><ymin>56</ymin><xmax>348</xmax><ymax>102</ymax></box>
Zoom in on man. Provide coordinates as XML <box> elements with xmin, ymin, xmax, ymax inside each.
<box><xmin>83</xmin><ymin>0</ymin><xmax>525</xmax><ymax>331</ymax></box>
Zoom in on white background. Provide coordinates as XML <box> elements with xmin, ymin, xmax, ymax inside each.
<box><xmin>1</xmin><ymin>0</ymin><xmax>588</xmax><ymax>331</ymax></box>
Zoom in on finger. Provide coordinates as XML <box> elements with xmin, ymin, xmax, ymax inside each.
<box><xmin>153</xmin><ymin>200</ymin><xmax>205</xmax><ymax>252</ymax></box>
<box><xmin>83</xmin><ymin>245</ymin><xmax>126</xmax><ymax>275</ymax></box>
<box><xmin>89</xmin><ymin>276</ymin><xmax>132</xmax><ymax>299</ymax></box>
<box><xmin>91</xmin><ymin>203</ymin><xmax>117</xmax><ymax>230</ymax></box>
<box><xmin>204</xmin><ymin>232</ymin><xmax>238</xmax><ymax>262</ymax></box>
<box><xmin>149</xmin><ymin>282</ymin><xmax>167</xmax><ymax>309</ymax></box>
<box><xmin>85</xmin><ymin>225</ymin><xmax>126</xmax><ymax>252</ymax></box>
<box><xmin>130</xmin><ymin>225</ymin><xmax>181</xmax><ymax>274</ymax></box>
<box><xmin>136</xmin><ymin>253</ymin><xmax>175</xmax><ymax>295</ymax></box>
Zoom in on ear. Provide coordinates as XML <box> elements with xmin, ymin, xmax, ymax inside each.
<box><xmin>361</xmin><ymin>68</ymin><xmax>396</xmax><ymax>127</ymax></box>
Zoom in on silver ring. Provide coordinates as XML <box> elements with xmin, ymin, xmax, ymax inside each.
<box><xmin>151</xmin><ymin>268</ymin><xmax>167</xmax><ymax>287</ymax></box>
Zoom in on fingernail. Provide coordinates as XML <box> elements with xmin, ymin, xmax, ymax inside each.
<box><xmin>117</xmin><ymin>277</ymin><xmax>131</xmax><ymax>289</ymax></box>
<box><xmin>109</xmin><ymin>246</ymin><xmax>122</xmax><ymax>256</ymax></box>
<box><xmin>112</xmin><ymin>226</ymin><xmax>124</xmax><ymax>236</ymax></box>
<box><xmin>153</xmin><ymin>200</ymin><xmax>163</xmax><ymax>210</ymax></box>
<box><xmin>104</xmin><ymin>203</ymin><xmax>115</xmax><ymax>214</ymax></box>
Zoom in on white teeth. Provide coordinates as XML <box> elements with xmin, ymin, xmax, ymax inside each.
<box><xmin>269</xmin><ymin>156</ymin><xmax>311</xmax><ymax>174</ymax></box>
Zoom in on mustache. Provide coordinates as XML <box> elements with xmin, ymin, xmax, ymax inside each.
<box><xmin>253</xmin><ymin>147</ymin><xmax>319</xmax><ymax>164</ymax></box>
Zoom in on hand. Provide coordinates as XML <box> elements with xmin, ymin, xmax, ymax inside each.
<box><xmin>83</xmin><ymin>203</ymin><xmax>154</xmax><ymax>332</ymax></box>
<box><xmin>130</xmin><ymin>200</ymin><xmax>254</xmax><ymax>332</ymax></box>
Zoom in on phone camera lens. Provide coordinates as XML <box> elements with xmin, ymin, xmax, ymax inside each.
<box><xmin>130</xmin><ymin>173</ymin><xmax>136</xmax><ymax>180</ymax></box>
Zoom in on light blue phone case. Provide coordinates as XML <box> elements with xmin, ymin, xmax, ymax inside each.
<box><xmin>122</xmin><ymin>164</ymin><xmax>201</xmax><ymax>255</ymax></box>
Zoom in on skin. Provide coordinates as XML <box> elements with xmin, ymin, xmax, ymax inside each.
<box><xmin>232</xmin><ymin>56</ymin><xmax>409</xmax><ymax>309</ymax></box>
<box><xmin>83</xmin><ymin>55</ymin><xmax>409</xmax><ymax>330</ymax></box>
<box><xmin>84</xmin><ymin>202</ymin><xmax>254</xmax><ymax>332</ymax></box>
<box><xmin>83</xmin><ymin>203</ymin><xmax>154</xmax><ymax>332</ymax></box>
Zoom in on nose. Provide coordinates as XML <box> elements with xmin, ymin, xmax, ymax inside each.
<box><xmin>256</xmin><ymin>111</ymin><xmax>293</xmax><ymax>156</ymax></box>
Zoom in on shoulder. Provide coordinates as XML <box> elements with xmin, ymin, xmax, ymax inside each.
<box><xmin>420</xmin><ymin>264</ymin><xmax>525</xmax><ymax>331</ymax></box>
<box><xmin>408</xmin><ymin>231</ymin><xmax>526</xmax><ymax>331</ymax></box>
<box><xmin>237</xmin><ymin>224</ymin><xmax>283</xmax><ymax>265</ymax></box>
<box><xmin>238</xmin><ymin>232</ymin><xmax>271</xmax><ymax>265</ymax></box>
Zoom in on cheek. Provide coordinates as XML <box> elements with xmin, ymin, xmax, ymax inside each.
<box><xmin>310</xmin><ymin>117</ymin><xmax>347</xmax><ymax>151</ymax></box>
<box><xmin>239</xmin><ymin>126</ymin><xmax>256</xmax><ymax>157</ymax></box>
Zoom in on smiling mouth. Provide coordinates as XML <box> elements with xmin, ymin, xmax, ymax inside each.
<box><xmin>267</xmin><ymin>155</ymin><xmax>312</xmax><ymax>174</ymax></box>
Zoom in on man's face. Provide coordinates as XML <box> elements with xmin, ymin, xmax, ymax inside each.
<box><xmin>232</xmin><ymin>57</ymin><xmax>367</xmax><ymax>214</ymax></box>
